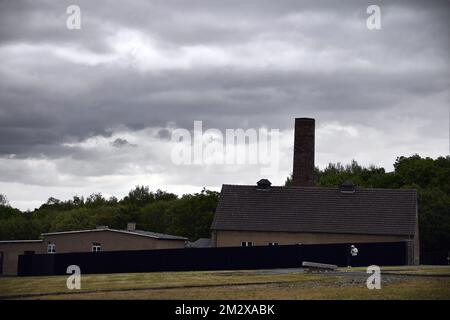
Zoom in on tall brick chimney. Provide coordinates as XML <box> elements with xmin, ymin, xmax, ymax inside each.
<box><xmin>292</xmin><ymin>118</ymin><xmax>315</xmax><ymax>187</ymax></box>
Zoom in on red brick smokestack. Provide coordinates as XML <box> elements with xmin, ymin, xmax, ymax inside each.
<box><xmin>292</xmin><ymin>118</ymin><xmax>315</xmax><ymax>186</ymax></box>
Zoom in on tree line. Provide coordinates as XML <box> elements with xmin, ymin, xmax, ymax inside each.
<box><xmin>0</xmin><ymin>155</ymin><xmax>448</xmax><ymax>253</ymax></box>
<box><xmin>0</xmin><ymin>187</ymin><xmax>219</xmax><ymax>242</ymax></box>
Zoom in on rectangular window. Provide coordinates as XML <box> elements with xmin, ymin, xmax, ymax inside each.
<box><xmin>268</xmin><ymin>242</ymin><xmax>279</xmax><ymax>246</ymax></box>
<box><xmin>241</xmin><ymin>241</ymin><xmax>253</xmax><ymax>247</ymax></box>
<box><xmin>47</xmin><ymin>243</ymin><xmax>56</xmax><ymax>254</ymax></box>
<box><xmin>92</xmin><ymin>243</ymin><xmax>102</xmax><ymax>252</ymax></box>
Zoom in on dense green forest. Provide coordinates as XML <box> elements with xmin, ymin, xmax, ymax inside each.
<box><xmin>0</xmin><ymin>188</ymin><xmax>219</xmax><ymax>242</ymax></box>
<box><xmin>0</xmin><ymin>155</ymin><xmax>449</xmax><ymax>254</ymax></box>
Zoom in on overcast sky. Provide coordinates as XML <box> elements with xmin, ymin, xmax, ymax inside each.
<box><xmin>0</xmin><ymin>0</ymin><xmax>449</xmax><ymax>210</ymax></box>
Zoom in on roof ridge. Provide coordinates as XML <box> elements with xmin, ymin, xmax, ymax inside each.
<box><xmin>42</xmin><ymin>228</ymin><xmax>187</xmax><ymax>240</ymax></box>
<box><xmin>222</xmin><ymin>184</ymin><xmax>416</xmax><ymax>192</ymax></box>
<box><xmin>0</xmin><ymin>240</ymin><xmax>43</xmax><ymax>243</ymax></box>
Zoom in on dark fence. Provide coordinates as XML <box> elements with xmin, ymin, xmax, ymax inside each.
<box><xmin>18</xmin><ymin>241</ymin><xmax>409</xmax><ymax>276</ymax></box>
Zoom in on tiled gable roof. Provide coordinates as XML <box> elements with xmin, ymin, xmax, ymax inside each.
<box><xmin>211</xmin><ymin>184</ymin><xmax>417</xmax><ymax>236</ymax></box>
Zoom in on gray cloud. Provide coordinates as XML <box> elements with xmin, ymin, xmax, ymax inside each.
<box><xmin>111</xmin><ymin>138</ymin><xmax>136</xmax><ymax>148</ymax></box>
<box><xmin>0</xmin><ymin>0</ymin><xmax>448</xmax><ymax>209</ymax></box>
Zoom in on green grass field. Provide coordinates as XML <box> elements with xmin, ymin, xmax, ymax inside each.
<box><xmin>1</xmin><ymin>266</ymin><xmax>449</xmax><ymax>300</ymax></box>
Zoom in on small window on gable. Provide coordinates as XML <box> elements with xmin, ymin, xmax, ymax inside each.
<box><xmin>92</xmin><ymin>243</ymin><xmax>102</xmax><ymax>253</ymax></box>
<box><xmin>241</xmin><ymin>241</ymin><xmax>253</xmax><ymax>247</ymax></box>
<box><xmin>47</xmin><ymin>243</ymin><xmax>56</xmax><ymax>254</ymax></box>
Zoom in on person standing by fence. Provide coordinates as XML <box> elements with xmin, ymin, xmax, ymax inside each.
<box><xmin>347</xmin><ymin>245</ymin><xmax>358</xmax><ymax>268</ymax></box>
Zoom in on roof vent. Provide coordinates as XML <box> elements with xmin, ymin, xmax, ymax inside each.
<box><xmin>340</xmin><ymin>180</ymin><xmax>356</xmax><ymax>194</ymax></box>
<box><xmin>256</xmin><ymin>179</ymin><xmax>272</xmax><ymax>190</ymax></box>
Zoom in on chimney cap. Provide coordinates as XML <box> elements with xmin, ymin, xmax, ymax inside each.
<box><xmin>340</xmin><ymin>180</ymin><xmax>356</xmax><ymax>193</ymax></box>
<box><xmin>295</xmin><ymin>117</ymin><xmax>315</xmax><ymax>121</ymax></box>
<box><xmin>256</xmin><ymin>179</ymin><xmax>272</xmax><ymax>190</ymax></box>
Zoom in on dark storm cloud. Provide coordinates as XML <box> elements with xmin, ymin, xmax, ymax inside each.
<box><xmin>1</xmin><ymin>63</ymin><xmax>447</xmax><ymax>157</ymax></box>
<box><xmin>0</xmin><ymin>0</ymin><xmax>448</xmax><ymax>189</ymax></box>
<box><xmin>112</xmin><ymin>138</ymin><xmax>136</xmax><ymax>148</ymax></box>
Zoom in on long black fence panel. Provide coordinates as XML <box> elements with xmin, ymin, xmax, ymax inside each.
<box><xmin>421</xmin><ymin>250</ymin><xmax>450</xmax><ymax>265</ymax></box>
<box><xmin>18</xmin><ymin>253</ymin><xmax>55</xmax><ymax>276</ymax></box>
<box><xmin>18</xmin><ymin>241</ymin><xmax>408</xmax><ymax>276</ymax></box>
